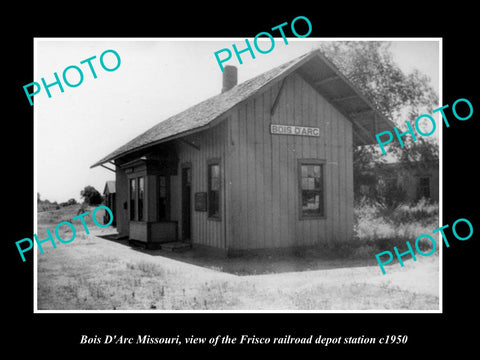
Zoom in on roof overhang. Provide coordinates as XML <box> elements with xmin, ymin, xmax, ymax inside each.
<box><xmin>91</xmin><ymin>49</ymin><xmax>394</xmax><ymax>169</ymax></box>
<box><xmin>294</xmin><ymin>51</ymin><xmax>394</xmax><ymax>146</ymax></box>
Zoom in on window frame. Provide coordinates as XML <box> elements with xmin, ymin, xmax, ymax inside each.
<box><xmin>138</xmin><ymin>176</ymin><xmax>145</xmax><ymax>221</ymax></box>
<box><xmin>207</xmin><ymin>158</ymin><xmax>221</xmax><ymax>221</ymax></box>
<box><xmin>128</xmin><ymin>176</ymin><xmax>146</xmax><ymax>222</ymax></box>
<box><xmin>298</xmin><ymin>159</ymin><xmax>326</xmax><ymax>220</ymax></box>
<box><xmin>129</xmin><ymin>177</ymin><xmax>136</xmax><ymax>221</ymax></box>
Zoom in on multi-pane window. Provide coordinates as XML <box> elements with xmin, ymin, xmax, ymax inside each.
<box><xmin>157</xmin><ymin>175</ymin><xmax>169</xmax><ymax>221</ymax></box>
<box><xmin>418</xmin><ymin>177</ymin><xmax>431</xmax><ymax>199</ymax></box>
<box><xmin>129</xmin><ymin>178</ymin><xmax>136</xmax><ymax>220</ymax></box>
<box><xmin>299</xmin><ymin>161</ymin><xmax>324</xmax><ymax>218</ymax></box>
<box><xmin>208</xmin><ymin>161</ymin><xmax>220</xmax><ymax>218</ymax></box>
<box><xmin>138</xmin><ymin>177</ymin><xmax>144</xmax><ymax>221</ymax></box>
<box><xmin>129</xmin><ymin>176</ymin><xmax>145</xmax><ymax>221</ymax></box>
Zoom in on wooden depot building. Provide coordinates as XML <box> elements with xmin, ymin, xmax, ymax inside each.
<box><xmin>91</xmin><ymin>49</ymin><xmax>393</xmax><ymax>253</ymax></box>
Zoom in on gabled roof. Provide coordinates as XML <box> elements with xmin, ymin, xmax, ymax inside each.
<box><xmin>103</xmin><ymin>180</ymin><xmax>116</xmax><ymax>195</ymax></box>
<box><xmin>91</xmin><ymin>49</ymin><xmax>393</xmax><ymax>168</ymax></box>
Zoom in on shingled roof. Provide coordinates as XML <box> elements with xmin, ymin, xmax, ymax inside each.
<box><xmin>91</xmin><ymin>49</ymin><xmax>393</xmax><ymax>168</ymax></box>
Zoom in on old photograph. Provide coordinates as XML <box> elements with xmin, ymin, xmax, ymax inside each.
<box><xmin>34</xmin><ymin>38</ymin><xmax>440</xmax><ymax>311</ymax></box>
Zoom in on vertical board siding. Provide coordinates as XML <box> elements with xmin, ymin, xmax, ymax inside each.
<box><xmin>228</xmin><ymin>109</ymin><xmax>239</xmax><ymax>249</ymax></box>
<box><xmin>324</xmin><ymin>96</ymin><xmax>334</xmax><ymax>244</ymax></box>
<box><xmin>229</xmin><ymin>71</ymin><xmax>354</xmax><ymax>250</ymax></box>
<box><xmin>345</xmin><ymin>122</ymin><xmax>354</xmax><ymax>242</ymax></box>
<box><xmin>254</xmin><ymin>96</ymin><xmax>265</xmax><ymax>249</ymax></box>
<box><xmin>175</xmin><ymin>121</ymin><xmax>227</xmax><ymax>249</ymax></box>
<box><xmin>246</xmin><ymin>98</ymin><xmax>257</xmax><ymax>249</ymax></box>
<box><xmin>238</xmin><ymin>104</ymin><xmax>247</xmax><ymax>248</ymax></box>
<box><xmin>331</xmin><ymin>94</ymin><xmax>340</xmax><ymax>244</ymax></box>
<box><xmin>170</xmin><ymin>175</ymin><xmax>179</xmax><ymax>221</ymax></box>
<box><xmin>262</xmin><ymin>86</ymin><xmax>273</xmax><ymax>249</ymax></box>
<box><xmin>147</xmin><ymin>174</ymin><xmax>157</xmax><ymax>222</ymax></box>
<box><xmin>115</xmin><ymin>166</ymin><xmax>129</xmax><ymax>237</ymax></box>
<box><xmin>278</xmin><ymin>81</ymin><xmax>290</xmax><ymax>247</ymax></box>
<box><xmin>338</xmin><ymin>117</ymin><xmax>347</xmax><ymax>242</ymax></box>
<box><xmin>270</xmin><ymin>83</ymin><xmax>281</xmax><ymax>249</ymax></box>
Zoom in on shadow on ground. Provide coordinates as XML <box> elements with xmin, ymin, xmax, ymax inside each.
<box><xmin>96</xmin><ymin>233</ymin><xmax>379</xmax><ymax>276</ymax></box>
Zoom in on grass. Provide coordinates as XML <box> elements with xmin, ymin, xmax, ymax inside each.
<box><xmin>284</xmin><ymin>282</ymin><xmax>438</xmax><ymax>310</ymax></box>
<box><xmin>352</xmin><ymin>197</ymin><xmax>439</xmax><ymax>259</ymax></box>
<box><xmin>36</xmin><ymin>201</ymin><xmax>440</xmax><ymax>311</ymax></box>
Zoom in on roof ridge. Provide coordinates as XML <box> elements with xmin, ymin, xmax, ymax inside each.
<box><xmin>91</xmin><ymin>48</ymin><xmax>391</xmax><ymax>168</ymax></box>
<box><xmin>91</xmin><ymin>51</ymin><xmax>315</xmax><ymax>168</ymax></box>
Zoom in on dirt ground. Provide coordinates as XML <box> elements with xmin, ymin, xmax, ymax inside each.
<box><xmin>36</xmin><ymin>224</ymin><xmax>440</xmax><ymax>311</ymax></box>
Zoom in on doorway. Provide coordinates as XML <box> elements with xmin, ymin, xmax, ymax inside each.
<box><xmin>181</xmin><ymin>165</ymin><xmax>192</xmax><ymax>241</ymax></box>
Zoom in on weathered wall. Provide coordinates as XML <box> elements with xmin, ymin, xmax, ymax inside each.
<box><xmin>114</xmin><ymin>165</ymin><xmax>129</xmax><ymax>238</ymax></box>
<box><xmin>226</xmin><ymin>71</ymin><xmax>354</xmax><ymax>250</ymax></box>
<box><xmin>173</xmin><ymin>120</ymin><xmax>228</xmax><ymax>249</ymax></box>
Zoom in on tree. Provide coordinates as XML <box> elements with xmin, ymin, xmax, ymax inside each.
<box><xmin>60</xmin><ymin>198</ymin><xmax>78</xmax><ymax>207</ymax></box>
<box><xmin>318</xmin><ymin>42</ymin><xmax>439</xmax><ymax>199</ymax></box>
<box><xmin>80</xmin><ymin>185</ymin><xmax>103</xmax><ymax>206</ymax></box>
<box><xmin>319</xmin><ymin>42</ymin><xmax>437</xmax><ymax>122</ymax></box>
<box><xmin>66</xmin><ymin>198</ymin><xmax>78</xmax><ymax>206</ymax></box>
<box><xmin>397</xmin><ymin>137</ymin><xmax>439</xmax><ymax>171</ymax></box>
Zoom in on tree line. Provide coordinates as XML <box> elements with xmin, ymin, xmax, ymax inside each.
<box><xmin>38</xmin><ymin>185</ymin><xmax>103</xmax><ymax>209</ymax></box>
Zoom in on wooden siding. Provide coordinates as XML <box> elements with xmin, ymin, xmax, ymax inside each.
<box><xmin>227</xmin><ymin>71</ymin><xmax>353</xmax><ymax>250</ymax></box>
<box><xmin>129</xmin><ymin>221</ymin><xmax>177</xmax><ymax>243</ymax></box>
<box><xmin>114</xmin><ymin>70</ymin><xmax>354</xmax><ymax>251</ymax></box>
<box><xmin>169</xmin><ymin>175</ymin><xmax>179</xmax><ymax>221</ymax></box>
<box><xmin>130</xmin><ymin>221</ymin><xmax>148</xmax><ymax>241</ymax></box>
<box><xmin>174</xmin><ymin>121</ymin><xmax>228</xmax><ymax>249</ymax></box>
<box><xmin>115</xmin><ymin>166</ymin><xmax>129</xmax><ymax>238</ymax></box>
<box><xmin>151</xmin><ymin>222</ymin><xmax>177</xmax><ymax>242</ymax></box>
<box><xmin>146</xmin><ymin>174</ymin><xmax>156</xmax><ymax>222</ymax></box>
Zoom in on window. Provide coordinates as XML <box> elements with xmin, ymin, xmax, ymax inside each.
<box><xmin>129</xmin><ymin>178</ymin><xmax>136</xmax><ymax>220</ymax></box>
<box><xmin>208</xmin><ymin>161</ymin><xmax>220</xmax><ymax>219</ymax></box>
<box><xmin>418</xmin><ymin>177</ymin><xmax>431</xmax><ymax>199</ymax></box>
<box><xmin>299</xmin><ymin>160</ymin><xmax>324</xmax><ymax>218</ymax></box>
<box><xmin>157</xmin><ymin>175</ymin><xmax>170</xmax><ymax>221</ymax></box>
<box><xmin>138</xmin><ymin>177</ymin><xmax>145</xmax><ymax>221</ymax></box>
<box><xmin>129</xmin><ymin>176</ymin><xmax>145</xmax><ymax>221</ymax></box>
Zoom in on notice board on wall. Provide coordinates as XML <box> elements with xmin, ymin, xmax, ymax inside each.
<box><xmin>194</xmin><ymin>192</ymin><xmax>207</xmax><ymax>212</ymax></box>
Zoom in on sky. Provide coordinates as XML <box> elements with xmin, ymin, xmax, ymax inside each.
<box><xmin>35</xmin><ymin>38</ymin><xmax>440</xmax><ymax>203</ymax></box>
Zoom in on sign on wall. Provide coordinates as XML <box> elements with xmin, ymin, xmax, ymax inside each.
<box><xmin>270</xmin><ymin>124</ymin><xmax>320</xmax><ymax>137</ymax></box>
<box><xmin>194</xmin><ymin>192</ymin><xmax>207</xmax><ymax>212</ymax></box>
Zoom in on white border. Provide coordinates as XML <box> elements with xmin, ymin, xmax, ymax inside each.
<box><xmin>33</xmin><ymin>37</ymin><xmax>443</xmax><ymax>314</ymax></box>
<box><xmin>33</xmin><ymin>38</ymin><xmax>39</xmax><ymax>311</ymax></box>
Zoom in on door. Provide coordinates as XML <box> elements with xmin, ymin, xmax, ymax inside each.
<box><xmin>181</xmin><ymin>166</ymin><xmax>192</xmax><ymax>241</ymax></box>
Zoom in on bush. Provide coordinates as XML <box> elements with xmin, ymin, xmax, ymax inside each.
<box><xmin>60</xmin><ymin>198</ymin><xmax>78</xmax><ymax>207</ymax></box>
<box><xmin>389</xmin><ymin>198</ymin><xmax>438</xmax><ymax>225</ymax></box>
<box><xmin>376</xmin><ymin>181</ymin><xmax>407</xmax><ymax>210</ymax></box>
<box><xmin>352</xmin><ymin>197</ymin><xmax>439</xmax><ymax>259</ymax></box>
<box><xmin>350</xmin><ymin>243</ymin><xmax>379</xmax><ymax>259</ymax></box>
<box><xmin>415</xmin><ymin>235</ymin><xmax>436</xmax><ymax>253</ymax></box>
<box><xmin>67</xmin><ymin>198</ymin><xmax>77</xmax><ymax>206</ymax></box>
